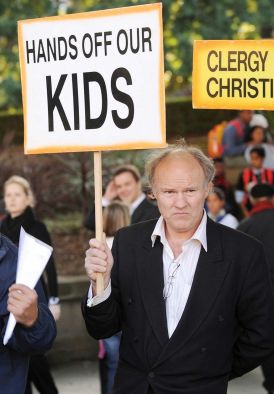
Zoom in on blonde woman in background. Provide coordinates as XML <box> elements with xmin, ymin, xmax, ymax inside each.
<box><xmin>1</xmin><ymin>175</ymin><xmax>60</xmax><ymax>394</ymax></box>
<box><xmin>103</xmin><ymin>200</ymin><xmax>130</xmax><ymax>249</ymax></box>
<box><xmin>99</xmin><ymin>201</ymin><xmax>130</xmax><ymax>394</ymax></box>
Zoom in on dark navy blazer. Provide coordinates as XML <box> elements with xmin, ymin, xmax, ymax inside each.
<box><xmin>0</xmin><ymin>233</ymin><xmax>56</xmax><ymax>394</ymax></box>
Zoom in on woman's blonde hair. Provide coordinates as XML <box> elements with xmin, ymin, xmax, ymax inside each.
<box><xmin>4</xmin><ymin>175</ymin><xmax>36</xmax><ymax>207</ymax></box>
<box><xmin>103</xmin><ymin>201</ymin><xmax>130</xmax><ymax>237</ymax></box>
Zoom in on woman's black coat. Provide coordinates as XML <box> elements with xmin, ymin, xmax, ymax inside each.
<box><xmin>0</xmin><ymin>206</ymin><xmax>58</xmax><ymax>300</ymax></box>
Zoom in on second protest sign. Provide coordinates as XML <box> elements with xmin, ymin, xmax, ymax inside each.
<box><xmin>193</xmin><ymin>40</ymin><xmax>274</xmax><ymax>110</ymax></box>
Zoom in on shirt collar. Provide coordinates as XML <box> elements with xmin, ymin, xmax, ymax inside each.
<box><xmin>130</xmin><ymin>193</ymin><xmax>146</xmax><ymax>214</ymax></box>
<box><xmin>151</xmin><ymin>210</ymin><xmax>208</xmax><ymax>252</ymax></box>
<box><xmin>207</xmin><ymin>208</ymin><xmax>226</xmax><ymax>222</ymax></box>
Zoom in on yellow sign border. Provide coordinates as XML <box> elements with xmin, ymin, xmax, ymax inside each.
<box><xmin>193</xmin><ymin>39</ymin><xmax>274</xmax><ymax>110</ymax></box>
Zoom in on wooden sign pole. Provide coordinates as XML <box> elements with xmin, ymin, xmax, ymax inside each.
<box><xmin>93</xmin><ymin>151</ymin><xmax>104</xmax><ymax>295</ymax></box>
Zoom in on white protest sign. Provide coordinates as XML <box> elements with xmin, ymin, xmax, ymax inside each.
<box><xmin>18</xmin><ymin>3</ymin><xmax>166</xmax><ymax>154</ymax></box>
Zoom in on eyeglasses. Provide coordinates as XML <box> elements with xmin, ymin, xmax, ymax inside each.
<box><xmin>163</xmin><ymin>262</ymin><xmax>181</xmax><ymax>300</ymax></box>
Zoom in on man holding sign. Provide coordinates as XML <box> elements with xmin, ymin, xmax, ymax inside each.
<box><xmin>0</xmin><ymin>235</ymin><xmax>56</xmax><ymax>394</ymax></box>
<box><xmin>17</xmin><ymin>4</ymin><xmax>164</xmax><ymax>393</ymax></box>
<box><xmin>82</xmin><ymin>141</ymin><xmax>274</xmax><ymax>394</ymax></box>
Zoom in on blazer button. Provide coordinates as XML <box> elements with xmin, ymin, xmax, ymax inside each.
<box><xmin>201</xmin><ymin>347</ymin><xmax>207</xmax><ymax>352</ymax></box>
<box><xmin>133</xmin><ymin>337</ymin><xmax>139</xmax><ymax>343</ymax></box>
<box><xmin>128</xmin><ymin>297</ymin><xmax>133</xmax><ymax>304</ymax></box>
<box><xmin>218</xmin><ymin>314</ymin><xmax>224</xmax><ymax>322</ymax></box>
<box><xmin>148</xmin><ymin>371</ymin><xmax>155</xmax><ymax>379</ymax></box>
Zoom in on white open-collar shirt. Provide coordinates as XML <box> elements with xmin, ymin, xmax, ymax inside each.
<box><xmin>151</xmin><ymin>211</ymin><xmax>208</xmax><ymax>337</ymax></box>
<box><xmin>88</xmin><ymin>211</ymin><xmax>208</xmax><ymax>338</ymax></box>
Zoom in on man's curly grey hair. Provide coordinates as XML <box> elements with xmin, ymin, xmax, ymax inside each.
<box><xmin>145</xmin><ymin>139</ymin><xmax>215</xmax><ymax>187</ymax></box>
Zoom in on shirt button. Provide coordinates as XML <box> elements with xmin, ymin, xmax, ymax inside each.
<box><xmin>148</xmin><ymin>371</ymin><xmax>155</xmax><ymax>379</ymax></box>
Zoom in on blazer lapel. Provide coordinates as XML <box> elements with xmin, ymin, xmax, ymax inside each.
<box><xmin>154</xmin><ymin>219</ymin><xmax>231</xmax><ymax>366</ymax></box>
<box><xmin>135</xmin><ymin>235</ymin><xmax>169</xmax><ymax>346</ymax></box>
<box><xmin>131</xmin><ymin>200</ymin><xmax>144</xmax><ymax>223</ymax></box>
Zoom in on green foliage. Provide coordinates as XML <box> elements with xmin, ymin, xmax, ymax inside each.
<box><xmin>3</xmin><ymin>100</ymin><xmax>274</xmax><ymax>145</ymax></box>
<box><xmin>163</xmin><ymin>0</ymin><xmax>274</xmax><ymax>90</ymax></box>
<box><xmin>166</xmin><ymin>97</ymin><xmax>237</xmax><ymax>138</ymax></box>
<box><xmin>44</xmin><ymin>211</ymin><xmax>83</xmax><ymax>233</ymax></box>
<box><xmin>0</xmin><ymin>0</ymin><xmax>57</xmax><ymax>110</ymax></box>
<box><xmin>69</xmin><ymin>0</ymin><xmax>274</xmax><ymax>92</ymax></box>
<box><xmin>1</xmin><ymin>0</ymin><xmax>274</xmax><ymax>110</ymax></box>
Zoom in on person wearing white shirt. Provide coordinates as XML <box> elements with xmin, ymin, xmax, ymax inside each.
<box><xmin>207</xmin><ymin>187</ymin><xmax>239</xmax><ymax>230</ymax></box>
<box><xmin>244</xmin><ymin>114</ymin><xmax>274</xmax><ymax>170</ymax></box>
<box><xmin>85</xmin><ymin>164</ymin><xmax>160</xmax><ymax>231</ymax></box>
<box><xmin>82</xmin><ymin>141</ymin><xmax>274</xmax><ymax>394</ymax></box>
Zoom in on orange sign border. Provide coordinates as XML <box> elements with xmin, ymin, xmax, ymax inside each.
<box><xmin>18</xmin><ymin>3</ymin><xmax>166</xmax><ymax>154</ymax></box>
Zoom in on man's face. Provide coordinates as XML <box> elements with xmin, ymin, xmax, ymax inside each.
<box><xmin>251</xmin><ymin>127</ymin><xmax>264</xmax><ymax>144</ymax></box>
<box><xmin>239</xmin><ymin>110</ymin><xmax>253</xmax><ymax>124</ymax></box>
<box><xmin>250</xmin><ymin>152</ymin><xmax>264</xmax><ymax>169</ymax></box>
<box><xmin>114</xmin><ymin>171</ymin><xmax>141</xmax><ymax>204</ymax></box>
<box><xmin>152</xmin><ymin>154</ymin><xmax>210</xmax><ymax>237</ymax></box>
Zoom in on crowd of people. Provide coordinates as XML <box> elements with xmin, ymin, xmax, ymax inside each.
<box><xmin>2</xmin><ymin>117</ymin><xmax>274</xmax><ymax>394</ymax></box>
<box><xmin>208</xmin><ymin>110</ymin><xmax>274</xmax><ymax>223</ymax></box>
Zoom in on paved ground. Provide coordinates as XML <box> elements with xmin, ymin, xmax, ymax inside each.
<box><xmin>32</xmin><ymin>360</ymin><xmax>267</xmax><ymax>394</ymax></box>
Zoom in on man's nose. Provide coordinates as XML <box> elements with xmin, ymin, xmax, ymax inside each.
<box><xmin>174</xmin><ymin>193</ymin><xmax>187</xmax><ymax>208</ymax></box>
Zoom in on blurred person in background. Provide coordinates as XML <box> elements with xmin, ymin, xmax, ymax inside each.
<box><xmin>85</xmin><ymin>164</ymin><xmax>160</xmax><ymax>231</ymax></box>
<box><xmin>222</xmin><ymin>110</ymin><xmax>253</xmax><ymax>166</ymax></box>
<box><xmin>213</xmin><ymin>157</ymin><xmax>240</xmax><ymax>219</ymax></box>
<box><xmin>98</xmin><ymin>201</ymin><xmax>130</xmax><ymax>394</ymax></box>
<box><xmin>0</xmin><ymin>175</ymin><xmax>60</xmax><ymax>394</ymax></box>
<box><xmin>206</xmin><ymin>187</ymin><xmax>239</xmax><ymax>229</ymax></box>
<box><xmin>238</xmin><ymin>183</ymin><xmax>274</xmax><ymax>394</ymax></box>
<box><xmin>235</xmin><ymin>146</ymin><xmax>274</xmax><ymax>217</ymax></box>
<box><xmin>0</xmin><ymin>238</ymin><xmax>56</xmax><ymax>394</ymax></box>
<box><xmin>245</xmin><ymin>114</ymin><xmax>274</xmax><ymax>169</ymax></box>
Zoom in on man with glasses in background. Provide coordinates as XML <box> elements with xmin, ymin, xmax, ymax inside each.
<box><xmin>82</xmin><ymin>141</ymin><xmax>274</xmax><ymax>394</ymax></box>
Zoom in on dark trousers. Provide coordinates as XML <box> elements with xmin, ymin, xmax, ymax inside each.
<box><xmin>25</xmin><ymin>354</ymin><xmax>58</xmax><ymax>394</ymax></box>
<box><xmin>262</xmin><ymin>352</ymin><xmax>274</xmax><ymax>391</ymax></box>
<box><xmin>99</xmin><ymin>356</ymin><xmax>108</xmax><ymax>394</ymax></box>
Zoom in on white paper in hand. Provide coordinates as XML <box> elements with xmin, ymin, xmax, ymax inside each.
<box><xmin>3</xmin><ymin>227</ymin><xmax>53</xmax><ymax>345</ymax></box>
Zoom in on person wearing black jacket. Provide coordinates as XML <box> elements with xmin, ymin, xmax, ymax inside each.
<box><xmin>83</xmin><ymin>142</ymin><xmax>274</xmax><ymax>394</ymax></box>
<box><xmin>238</xmin><ymin>183</ymin><xmax>274</xmax><ymax>394</ymax></box>
<box><xmin>0</xmin><ymin>234</ymin><xmax>57</xmax><ymax>394</ymax></box>
<box><xmin>1</xmin><ymin>175</ymin><xmax>59</xmax><ymax>394</ymax></box>
<box><xmin>85</xmin><ymin>164</ymin><xmax>160</xmax><ymax>231</ymax></box>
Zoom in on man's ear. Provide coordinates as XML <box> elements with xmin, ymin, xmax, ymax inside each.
<box><xmin>205</xmin><ymin>182</ymin><xmax>213</xmax><ymax>198</ymax></box>
<box><xmin>148</xmin><ymin>185</ymin><xmax>157</xmax><ymax>200</ymax></box>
